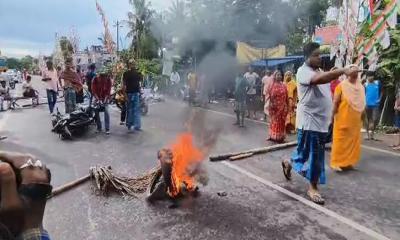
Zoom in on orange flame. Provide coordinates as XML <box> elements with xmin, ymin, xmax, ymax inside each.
<box><xmin>169</xmin><ymin>132</ymin><xmax>204</xmax><ymax>197</ymax></box>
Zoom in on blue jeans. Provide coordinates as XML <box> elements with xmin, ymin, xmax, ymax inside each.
<box><xmin>95</xmin><ymin>104</ymin><xmax>110</xmax><ymax>131</ymax></box>
<box><xmin>46</xmin><ymin>89</ymin><xmax>57</xmax><ymax>114</ymax></box>
<box><xmin>64</xmin><ymin>88</ymin><xmax>76</xmax><ymax>114</ymax></box>
<box><xmin>126</xmin><ymin>93</ymin><xmax>141</xmax><ymax>129</ymax></box>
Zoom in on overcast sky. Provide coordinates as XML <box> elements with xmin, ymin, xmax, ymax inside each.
<box><xmin>0</xmin><ymin>0</ymin><xmax>171</xmax><ymax>58</ymax></box>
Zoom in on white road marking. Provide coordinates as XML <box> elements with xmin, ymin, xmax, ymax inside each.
<box><xmin>362</xmin><ymin>145</ymin><xmax>400</xmax><ymax>157</ymax></box>
<box><xmin>222</xmin><ymin>161</ymin><xmax>392</xmax><ymax>240</ymax></box>
<box><xmin>201</xmin><ymin>107</ymin><xmax>400</xmax><ymax>157</ymax></box>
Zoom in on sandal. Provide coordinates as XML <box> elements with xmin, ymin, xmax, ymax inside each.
<box><xmin>331</xmin><ymin>166</ymin><xmax>343</xmax><ymax>172</ymax></box>
<box><xmin>281</xmin><ymin>161</ymin><xmax>292</xmax><ymax>181</ymax></box>
<box><xmin>307</xmin><ymin>190</ymin><xmax>325</xmax><ymax>205</ymax></box>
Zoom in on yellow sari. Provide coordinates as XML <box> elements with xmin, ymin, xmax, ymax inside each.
<box><xmin>284</xmin><ymin>72</ymin><xmax>297</xmax><ymax>131</ymax></box>
<box><xmin>331</xmin><ymin>81</ymin><xmax>366</xmax><ymax>168</ymax></box>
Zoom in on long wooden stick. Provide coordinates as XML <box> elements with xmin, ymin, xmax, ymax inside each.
<box><xmin>210</xmin><ymin>141</ymin><xmax>297</xmax><ymax>162</ymax></box>
<box><xmin>49</xmin><ymin>175</ymin><xmax>91</xmax><ymax>199</ymax></box>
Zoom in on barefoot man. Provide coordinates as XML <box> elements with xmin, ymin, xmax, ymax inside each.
<box><xmin>281</xmin><ymin>42</ymin><xmax>358</xmax><ymax>205</ymax></box>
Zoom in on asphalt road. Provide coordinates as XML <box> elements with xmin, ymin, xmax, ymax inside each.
<box><xmin>0</xmin><ymin>77</ymin><xmax>399</xmax><ymax>240</ymax></box>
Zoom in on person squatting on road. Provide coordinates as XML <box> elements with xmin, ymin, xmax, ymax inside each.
<box><xmin>0</xmin><ymin>151</ymin><xmax>52</xmax><ymax>240</ymax></box>
<box><xmin>330</xmin><ymin>65</ymin><xmax>366</xmax><ymax>172</ymax></box>
<box><xmin>22</xmin><ymin>76</ymin><xmax>39</xmax><ymax>106</ymax></box>
<box><xmin>265</xmin><ymin>69</ymin><xmax>288</xmax><ymax>143</ymax></box>
<box><xmin>234</xmin><ymin>71</ymin><xmax>249</xmax><ymax>127</ymax></box>
<box><xmin>123</xmin><ymin>60</ymin><xmax>143</xmax><ymax>132</ymax></box>
<box><xmin>92</xmin><ymin>69</ymin><xmax>112</xmax><ymax>135</ymax></box>
<box><xmin>42</xmin><ymin>61</ymin><xmax>61</xmax><ymax>114</ymax></box>
<box><xmin>60</xmin><ymin>60</ymin><xmax>83</xmax><ymax>114</ymax></box>
<box><xmin>281</xmin><ymin>42</ymin><xmax>359</xmax><ymax>205</ymax></box>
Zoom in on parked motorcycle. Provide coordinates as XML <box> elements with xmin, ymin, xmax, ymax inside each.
<box><xmin>51</xmin><ymin>106</ymin><xmax>94</xmax><ymax>140</ymax></box>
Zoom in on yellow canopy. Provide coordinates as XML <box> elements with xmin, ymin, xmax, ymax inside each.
<box><xmin>236</xmin><ymin>42</ymin><xmax>286</xmax><ymax>65</ymax></box>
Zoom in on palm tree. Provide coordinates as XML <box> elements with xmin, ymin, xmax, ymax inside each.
<box><xmin>126</xmin><ymin>0</ymin><xmax>154</xmax><ymax>58</ymax></box>
<box><xmin>168</xmin><ymin>0</ymin><xmax>186</xmax><ymax>22</ymax></box>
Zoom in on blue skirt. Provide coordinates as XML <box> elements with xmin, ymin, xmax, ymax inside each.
<box><xmin>291</xmin><ymin>129</ymin><xmax>327</xmax><ymax>184</ymax></box>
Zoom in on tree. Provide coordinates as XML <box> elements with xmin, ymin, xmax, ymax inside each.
<box><xmin>59</xmin><ymin>37</ymin><xmax>74</xmax><ymax>62</ymax></box>
<box><xmin>126</xmin><ymin>0</ymin><xmax>159</xmax><ymax>59</ymax></box>
<box><xmin>286</xmin><ymin>0</ymin><xmax>329</xmax><ymax>54</ymax></box>
<box><xmin>20</xmin><ymin>55</ymin><xmax>34</xmax><ymax>71</ymax></box>
<box><xmin>6</xmin><ymin>58</ymin><xmax>22</xmax><ymax>70</ymax></box>
<box><xmin>376</xmin><ymin>27</ymin><xmax>400</xmax><ymax>125</ymax></box>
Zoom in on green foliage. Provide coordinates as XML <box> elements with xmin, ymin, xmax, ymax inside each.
<box><xmin>376</xmin><ymin>27</ymin><xmax>400</xmax><ymax>89</ymax></box>
<box><xmin>6</xmin><ymin>58</ymin><xmax>22</xmax><ymax>70</ymax></box>
<box><xmin>59</xmin><ymin>36</ymin><xmax>74</xmax><ymax>62</ymax></box>
<box><xmin>127</xmin><ymin>0</ymin><xmax>159</xmax><ymax>59</ymax></box>
<box><xmin>20</xmin><ymin>55</ymin><xmax>35</xmax><ymax>71</ymax></box>
<box><xmin>137</xmin><ymin>58</ymin><xmax>162</xmax><ymax>77</ymax></box>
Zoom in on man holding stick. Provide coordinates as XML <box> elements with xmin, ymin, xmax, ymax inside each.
<box><xmin>281</xmin><ymin>42</ymin><xmax>358</xmax><ymax>205</ymax></box>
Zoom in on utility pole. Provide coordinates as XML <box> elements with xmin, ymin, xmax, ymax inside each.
<box><xmin>114</xmin><ymin>20</ymin><xmax>123</xmax><ymax>55</ymax></box>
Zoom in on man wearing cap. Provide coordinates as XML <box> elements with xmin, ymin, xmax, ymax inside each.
<box><xmin>92</xmin><ymin>68</ymin><xmax>112</xmax><ymax>135</ymax></box>
<box><xmin>122</xmin><ymin>60</ymin><xmax>143</xmax><ymax>131</ymax></box>
<box><xmin>60</xmin><ymin>60</ymin><xmax>83</xmax><ymax>113</ymax></box>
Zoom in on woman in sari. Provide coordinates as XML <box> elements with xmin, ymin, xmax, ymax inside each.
<box><xmin>266</xmin><ymin>70</ymin><xmax>289</xmax><ymax>143</ymax></box>
<box><xmin>331</xmin><ymin>65</ymin><xmax>366</xmax><ymax>171</ymax></box>
<box><xmin>284</xmin><ymin>71</ymin><xmax>297</xmax><ymax>133</ymax></box>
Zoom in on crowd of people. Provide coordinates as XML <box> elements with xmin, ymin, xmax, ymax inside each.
<box><xmin>40</xmin><ymin>59</ymin><xmax>143</xmax><ymax>134</ymax></box>
<box><xmin>1</xmin><ymin>42</ymin><xmax>400</xmax><ymax>238</ymax></box>
<box><xmin>217</xmin><ymin>42</ymin><xmax>400</xmax><ymax>204</ymax></box>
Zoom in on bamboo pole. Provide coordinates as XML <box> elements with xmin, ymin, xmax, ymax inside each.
<box><xmin>49</xmin><ymin>175</ymin><xmax>91</xmax><ymax>199</ymax></box>
<box><xmin>210</xmin><ymin>141</ymin><xmax>297</xmax><ymax>162</ymax></box>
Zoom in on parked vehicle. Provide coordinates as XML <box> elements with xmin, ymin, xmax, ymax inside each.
<box><xmin>52</xmin><ymin>106</ymin><xmax>94</xmax><ymax>140</ymax></box>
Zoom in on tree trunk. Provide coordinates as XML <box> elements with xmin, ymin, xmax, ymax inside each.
<box><xmin>379</xmin><ymin>87</ymin><xmax>396</xmax><ymax>126</ymax></box>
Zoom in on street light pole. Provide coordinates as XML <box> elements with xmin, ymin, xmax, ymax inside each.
<box><xmin>116</xmin><ymin>20</ymin><xmax>120</xmax><ymax>54</ymax></box>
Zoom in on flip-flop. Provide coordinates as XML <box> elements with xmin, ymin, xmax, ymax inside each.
<box><xmin>0</xmin><ymin>136</ymin><xmax>7</xmax><ymax>141</ymax></box>
<box><xmin>281</xmin><ymin>161</ymin><xmax>292</xmax><ymax>181</ymax></box>
<box><xmin>331</xmin><ymin>166</ymin><xmax>343</xmax><ymax>172</ymax></box>
<box><xmin>307</xmin><ymin>191</ymin><xmax>325</xmax><ymax>205</ymax></box>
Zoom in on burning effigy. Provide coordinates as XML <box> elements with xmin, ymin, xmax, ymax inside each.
<box><xmin>147</xmin><ymin>132</ymin><xmax>208</xmax><ymax>208</ymax></box>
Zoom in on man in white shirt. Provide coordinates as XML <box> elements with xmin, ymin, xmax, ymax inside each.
<box><xmin>42</xmin><ymin>61</ymin><xmax>60</xmax><ymax>114</ymax></box>
<box><xmin>281</xmin><ymin>42</ymin><xmax>357</xmax><ymax>205</ymax></box>
<box><xmin>244</xmin><ymin>66</ymin><xmax>259</xmax><ymax>119</ymax></box>
<box><xmin>170</xmin><ymin>70</ymin><xmax>181</xmax><ymax>97</ymax></box>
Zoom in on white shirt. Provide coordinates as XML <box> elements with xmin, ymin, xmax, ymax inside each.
<box><xmin>22</xmin><ymin>81</ymin><xmax>33</xmax><ymax>92</ymax></box>
<box><xmin>244</xmin><ymin>72</ymin><xmax>259</xmax><ymax>95</ymax></box>
<box><xmin>296</xmin><ymin>64</ymin><xmax>332</xmax><ymax>133</ymax></box>
<box><xmin>42</xmin><ymin>69</ymin><xmax>59</xmax><ymax>91</ymax></box>
<box><xmin>170</xmin><ymin>72</ymin><xmax>180</xmax><ymax>84</ymax></box>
